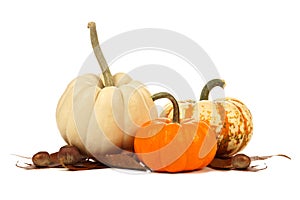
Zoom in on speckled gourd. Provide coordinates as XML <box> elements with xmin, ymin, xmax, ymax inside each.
<box><xmin>160</xmin><ymin>79</ymin><xmax>253</xmax><ymax>158</ymax></box>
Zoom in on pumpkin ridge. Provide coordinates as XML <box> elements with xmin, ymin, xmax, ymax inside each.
<box><xmin>59</xmin><ymin>77</ymin><xmax>97</xmax><ymax>146</ymax></box>
<box><xmin>73</xmin><ymin>85</ymin><xmax>101</xmax><ymax>142</ymax></box>
<box><xmin>129</xmin><ymin>81</ymin><xmax>158</xmax><ymax>120</ymax></box>
<box><xmin>118</xmin><ymin>82</ymin><xmax>152</xmax><ymax>136</ymax></box>
<box><xmin>216</xmin><ymin>113</ymin><xmax>227</xmax><ymax>155</ymax></box>
<box><xmin>56</xmin><ymin>88</ymin><xmax>73</xmax><ymax>136</ymax></box>
<box><xmin>226</xmin><ymin>98</ymin><xmax>253</xmax><ymax>153</ymax></box>
<box><xmin>56</xmin><ymin>75</ymin><xmax>92</xmax><ymax>120</ymax></box>
<box><xmin>158</xmin><ymin>124</ymin><xmax>187</xmax><ymax>172</ymax></box>
<box><xmin>84</xmin><ymin>94</ymin><xmax>101</xmax><ymax>154</ymax></box>
<box><xmin>228</xmin><ymin>98</ymin><xmax>253</xmax><ymax>134</ymax></box>
<box><xmin>56</xmin><ymin>79</ymin><xmax>76</xmax><ymax>115</ymax></box>
<box><xmin>184</xmin><ymin>125</ymin><xmax>200</xmax><ymax>170</ymax></box>
<box><xmin>116</xmin><ymin>86</ymin><xmax>136</xmax><ymax>150</ymax></box>
<box><xmin>227</xmin><ymin>101</ymin><xmax>245</xmax><ymax>155</ymax></box>
<box><xmin>215</xmin><ymin>101</ymin><xmax>236</xmax><ymax>156</ymax></box>
<box><xmin>171</xmin><ymin>124</ymin><xmax>190</xmax><ymax>172</ymax></box>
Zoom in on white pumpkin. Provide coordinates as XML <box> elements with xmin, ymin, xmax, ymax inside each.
<box><xmin>56</xmin><ymin>22</ymin><xmax>157</xmax><ymax>157</ymax></box>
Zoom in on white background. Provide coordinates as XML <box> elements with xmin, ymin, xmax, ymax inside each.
<box><xmin>0</xmin><ymin>0</ymin><xmax>299</xmax><ymax>199</ymax></box>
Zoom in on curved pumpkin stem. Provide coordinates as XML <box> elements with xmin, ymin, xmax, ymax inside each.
<box><xmin>88</xmin><ymin>22</ymin><xmax>114</xmax><ymax>87</ymax></box>
<box><xmin>200</xmin><ymin>79</ymin><xmax>226</xmax><ymax>101</ymax></box>
<box><xmin>152</xmin><ymin>92</ymin><xmax>180</xmax><ymax>124</ymax></box>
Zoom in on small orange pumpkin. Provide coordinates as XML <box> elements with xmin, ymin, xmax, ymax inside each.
<box><xmin>134</xmin><ymin>92</ymin><xmax>217</xmax><ymax>172</ymax></box>
<box><xmin>160</xmin><ymin>79</ymin><xmax>253</xmax><ymax>158</ymax></box>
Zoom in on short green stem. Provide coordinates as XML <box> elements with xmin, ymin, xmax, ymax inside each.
<box><xmin>200</xmin><ymin>79</ymin><xmax>226</xmax><ymax>100</ymax></box>
<box><xmin>88</xmin><ymin>22</ymin><xmax>114</xmax><ymax>87</ymax></box>
<box><xmin>151</xmin><ymin>92</ymin><xmax>180</xmax><ymax>124</ymax></box>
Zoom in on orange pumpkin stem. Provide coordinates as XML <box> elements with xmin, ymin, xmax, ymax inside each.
<box><xmin>200</xmin><ymin>79</ymin><xmax>226</xmax><ymax>100</ymax></box>
<box><xmin>88</xmin><ymin>22</ymin><xmax>114</xmax><ymax>87</ymax></box>
<box><xmin>152</xmin><ymin>92</ymin><xmax>180</xmax><ymax>124</ymax></box>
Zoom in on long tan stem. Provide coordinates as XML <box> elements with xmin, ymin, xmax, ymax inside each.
<box><xmin>88</xmin><ymin>22</ymin><xmax>114</xmax><ymax>87</ymax></box>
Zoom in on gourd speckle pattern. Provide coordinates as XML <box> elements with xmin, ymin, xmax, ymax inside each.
<box><xmin>161</xmin><ymin>97</ymin><xmax>253</xmax><ymax>158</ymax></box>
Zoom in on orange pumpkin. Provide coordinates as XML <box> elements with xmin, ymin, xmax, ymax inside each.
<box><xmin>160</xmin><ymin>79</ymin><xmax>253</xmax><ymax>158</ymax></box>
<box><xmin>134</xmin><ymin>92</ymin><xmax>217</xmax><ymax>172</ymax></box>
